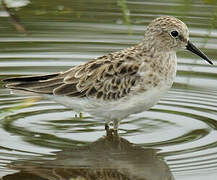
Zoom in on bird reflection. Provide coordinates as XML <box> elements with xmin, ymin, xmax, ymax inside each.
<box><xmin>3</xmin><ymin>134</ymin><xmax>174</xmax><ymax>180</ymax></box>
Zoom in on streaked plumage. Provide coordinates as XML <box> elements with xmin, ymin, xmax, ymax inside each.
<box><xmin>3</xmin><ymin>16</ymin><xmax>212</xmax><ymax>132</ymax></box>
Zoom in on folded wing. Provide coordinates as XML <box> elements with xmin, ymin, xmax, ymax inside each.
<box><xmin>3</xmin><ymin>55</ymin><xmax>141</xmax><ymax>100</ymax></box>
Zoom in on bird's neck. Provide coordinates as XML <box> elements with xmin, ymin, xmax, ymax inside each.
<box><xmin>142</xmin><ymin>34</ymin><xmax>174</xmax><ymax>53</ymax></box>
<box><xmin>134</xmin><ymin>41</ymin><xmax>175</xmax><ymax>59</ymax></box>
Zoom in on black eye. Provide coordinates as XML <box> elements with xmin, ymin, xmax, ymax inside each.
<box><xmin>171</xmin><ymin>31</ymin><xmax>179</xmax><ymax>37</ymax></box>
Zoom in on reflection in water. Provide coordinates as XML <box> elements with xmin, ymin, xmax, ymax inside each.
<box><xmin>3</xmin><ymin>135</ymin><xmax>174</xmax><ymax>180</ymax></box>
<box><xmin>0</xmin><ymin>0</ymin><xmax>217</xmax><ymax>179</ymax></box>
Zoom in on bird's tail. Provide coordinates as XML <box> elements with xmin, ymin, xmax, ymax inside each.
<box><xmin>2</xmin><ymin>73</ymin><xmax>64</xmax><ymax>94</ymax></box>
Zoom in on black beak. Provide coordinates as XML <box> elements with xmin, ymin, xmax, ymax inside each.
<box><xmin>186</xmin><ymin>41</ymin><xmax>213</xmax><ymax>65</ymax></box>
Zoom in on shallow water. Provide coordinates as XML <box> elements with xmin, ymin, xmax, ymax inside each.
<box><xmin>0</xmin><ymin>0</ymin><xmax>217</xmax><ymax>179</ymax></box>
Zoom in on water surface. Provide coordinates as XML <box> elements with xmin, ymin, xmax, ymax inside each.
<box><xmin>0</xmin><ymin>0</ymin><xmax>217</xmax><ymax>179</ymax></box>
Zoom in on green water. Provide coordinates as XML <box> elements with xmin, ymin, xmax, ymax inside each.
<box><xmin>0</xmin><ymin>0</ymin><xmax>217</xmax><ymax>179</ymax></box>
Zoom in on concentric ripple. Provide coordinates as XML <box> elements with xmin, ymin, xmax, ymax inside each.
<box><xmin>1</xmin><ymin>0</ymin><xmax>217</xmax><ymax>179</ymax></box>
<box><xmin>1</xmin><ymin>85</ymin><xmax>217</xmax><ymax>178</ymax></box>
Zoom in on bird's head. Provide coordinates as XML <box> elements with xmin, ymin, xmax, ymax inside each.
<box><xmin>144</xmin><ymin>16</ymin><xmax>212</xmax><ymax>64</ymax></box>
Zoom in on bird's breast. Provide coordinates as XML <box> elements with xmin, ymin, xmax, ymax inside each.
<box><xmin>137</xmin><ymin>52</ymin><xmax>177</xmax><ymax>91</ymax></box>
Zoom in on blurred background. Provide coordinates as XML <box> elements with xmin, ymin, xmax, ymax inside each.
<box><xmin>0</xmin><ymin>0</ymin><xmax>217</xmax><ymax>179</ymax></box>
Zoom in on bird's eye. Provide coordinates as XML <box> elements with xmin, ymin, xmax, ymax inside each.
<box><xmin>170</xmin><ymin>31</ymin><xmax>179</xmax><ymax>37</ymax></box>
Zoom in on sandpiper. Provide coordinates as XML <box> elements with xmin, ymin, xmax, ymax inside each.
<box><xmin>3</xmin><ymin>16</ymin><xmax>213</xmax><ymax>133</ymax></box>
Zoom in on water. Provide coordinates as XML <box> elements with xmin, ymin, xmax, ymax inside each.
<box><xmin>0</xmin><ymin>0</ymin><xmax>217</xmax><ymax>179</ymax></box>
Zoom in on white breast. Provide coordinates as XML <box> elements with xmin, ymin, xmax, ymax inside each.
<box><xmin>92</xmin><ymin>84</ymin><xmax>171</xmax><ymax>121</ymax></box>
<box><xmin>50</xmin><ymin>81</ymin><xmax>170</xmax><ymax>123</ymax></box>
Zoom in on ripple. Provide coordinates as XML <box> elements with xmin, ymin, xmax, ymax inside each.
<box><xmin>0</xmin><ymin>0</ymin><xmax>217</xmax><ymax>178</ymax></box>
<box><xmin>1</xmin><ymin>86</ymin><xmax>217</xmax><ymax>177</ymax></box>
<box><xmin>155</xmin><ymin>89</ymin><xmax>217</xmax><ymax>175</ymax></box>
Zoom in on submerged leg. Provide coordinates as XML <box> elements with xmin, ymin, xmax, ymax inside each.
<box><xmin>105</xmin><ymin>123</ymin><xmax>109</xmax><ymax>131</ymax></box>
<box><xmin>105</xmin><ymin>122</ymin><xmax>112</xmax><ymax>137</ymax></box>
<box><xmin>113</xmin><ymin>119</ymin><xmax>119</xmax><ymax>136</ymax></box>
<box><xmin>105</xmin><ymin>120</ymin><xmax>119</xmax><ymax>137</ymax></box>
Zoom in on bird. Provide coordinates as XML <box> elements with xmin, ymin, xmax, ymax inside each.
<box><xmin>3</xmin><ymin>16</ymin><xmax>213</xmax><ymax>134</ymax></box>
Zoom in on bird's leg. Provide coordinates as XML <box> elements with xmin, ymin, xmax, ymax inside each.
<box><xmin>105</xmin><ymin>120</ymin><xmax>119</xmax><ymax>137</ymax></box>
<box><xmin>105</xmin><ymin>122</ymin><xmax>112</xmax><ymax>137</ymax></box>
<box><xmin>113</xmin><ymin>119</ymin><xmax>119</xmax><ymax>136</ymax></box>
<box><xmin>105</xmin><ymin>123</ymin><xmax>109</xmax><ymax>131</ymax></box>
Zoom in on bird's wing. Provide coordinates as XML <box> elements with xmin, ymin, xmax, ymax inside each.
<box><xmin>3</xmin><ymin>54</ymin><xmax>141</xmax><ymax>100</ymax></box>
<box><xmin>54</xmin><ymin>55</ymin><xmax>141</xmax><ymax>100</ymax></box>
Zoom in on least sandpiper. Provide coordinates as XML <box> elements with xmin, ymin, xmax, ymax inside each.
<box><xmin>3</xmin><ymin>16</ymin><xmax>213</xmax><ymax>132</ymax></box>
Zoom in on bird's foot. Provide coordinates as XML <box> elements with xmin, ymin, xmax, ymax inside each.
<box><xmin>105</xmin><ymin>123</ymin><xmax>119</xmax><ymax>138</ymax></box>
